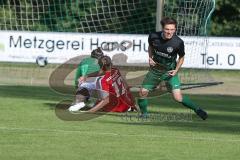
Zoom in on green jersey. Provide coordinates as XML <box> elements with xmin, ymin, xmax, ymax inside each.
<box><xmin>141</xmin><ymin>31</ymin><xmax>185</xmax><ymax>91</ymax></box>
<box><xmin>74</xmin><ymin>57</ymin><xmax>100</xmax><ymax>87</ymax></box>
<box><xmin>148</xmin><ymin>31</ymin><xmax>185</xmax><ymax>72</ymax></box>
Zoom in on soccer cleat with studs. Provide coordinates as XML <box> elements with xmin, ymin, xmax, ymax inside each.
<box><xmin>195</xmin><ymin>108</ymin><xmax>208</xmax><ymax>120</ymax></box>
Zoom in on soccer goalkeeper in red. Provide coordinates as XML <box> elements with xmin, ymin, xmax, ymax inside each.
<box><xmin>87</xmin><ymin>56</ymin><xmax>136</xmax><ymax>113</ymax></box>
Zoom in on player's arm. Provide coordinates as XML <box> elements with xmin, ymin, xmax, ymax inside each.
<box><xmin>168</xmin><ymin>55</ymin><xmax>184</xmax><ymax>76</ymax></box>
<box><xmin>87</xmin><ymin>96</ymin><xmax>109</xmax><ymax>113</ymax></box>
<box><xmin>148</xmin><ymin>45</ymin><xmax>156</xmax><ymax>66</ymax></box>
<box><xmin>76</xmin><ymin>64</ymin><xmax>89</xmax><ymax>85</ymax></box>
<box><xmin>148</xmin><ymin>33</ymin><xmax>156</xmax><ymax>66</ymax></box>
<box><xmin>79</xmin><ymin>66</ymin><xmax>104</xmax><ymax>84</ymax></box>
<box><xmin>75</xmin><ymin>65</ymin><xmax>84</xmax><ymax>88</ymax></box>
<box><xmin>87</xmin><ymin>70</ymin><xmax>104</xmax><ymax>77</ymax></box>
<box><xmin>175</xmin><ymin>55</ymin><xmax>184</xmax><ymax>72</ymax></box>
<box><xmin>168</xmin><ymin>41</ymin><xmax>185</xmax><ymax>76</ymax></box>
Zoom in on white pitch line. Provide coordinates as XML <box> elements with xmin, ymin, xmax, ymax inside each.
<box><xmin>0</xmin><ymin>126</ymin><xmax>118</xmax><ymax>136</ymax></box>
<box><xmin>0</xmin><ymin>126</ymin><xmax>239</xmax><ymax>143</ymax></box>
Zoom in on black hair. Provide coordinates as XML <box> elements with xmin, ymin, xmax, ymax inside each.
<box><xmin>160</xmin><ymin>17</ymin><xmax>177</xmax><ymax>28</ymax></box>
<box><xmin>98</xmin><ymin>55</ymin><xmax>112</xmax><ymax>70</ymax></box>
<box><xmin>91</xmin><ymin>47</ymin><xmax>104</xmax><ymax>59</ymax></box>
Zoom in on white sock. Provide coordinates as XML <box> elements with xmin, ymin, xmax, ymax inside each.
<box><xmin>68</xmin><ymin>102</ymin><xmax>85</xmax><ymax>111</ymax></box>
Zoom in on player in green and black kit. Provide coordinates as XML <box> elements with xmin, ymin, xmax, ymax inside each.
<box><xmin>68</xmin><ymin>47</ymin><xmax>104</xmax><ymax>111</ymax></box>
<box><xmin>137</xmin><ymin>17</ymin><xmax>208</xmax><ymax>120</ymax></box>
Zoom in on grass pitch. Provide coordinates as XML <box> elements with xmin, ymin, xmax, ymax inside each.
<box><xmin>0</xmin><ymin>85</ymin><xmax>239</xmax><ymax>160</ymax></box>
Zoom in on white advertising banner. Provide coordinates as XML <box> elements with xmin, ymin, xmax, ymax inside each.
<box><xmin>0</xmin><ymin>31</ymin><xmax>239</xmax><ymax>70</ymax></box>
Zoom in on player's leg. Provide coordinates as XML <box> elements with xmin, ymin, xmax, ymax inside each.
<box><xmin>138</xmin><ymin>88</ymin><xmax>149</xmax><ymax>115</ymax></box>
<box><xmin>168</xmin><ymin>74</ymin><xmax>208</xmax><ymax>120</ymax></box>
<box><xmin>138</xmin><ymin>71</ymin><xmax>160</xmax><ymax>115</ymax></box>
<box><xmin>68</xmin><ymin>82</ymin><xmax>95</xmax><ymax>111</ymax></box>
<box><xmin>172</xmin><ymin>88</ymin><xmax>198</xmax><ymax>111</ymax></box>
<box><xmin>68</xmin><ymin>87</ymin><xmax>89</xmax><ymax>111</ymax></box>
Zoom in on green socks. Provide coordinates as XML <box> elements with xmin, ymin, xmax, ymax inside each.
<box><xmin>138</xmin><ymin>96</ymin><xmax>198</xmax><ymax>114</ymax></box>
<box><xmin>181</xmin><ymin>96</ymin><xmax>199</xmax><ymax>111</ymax></box>
<box><xmin>137</xmin><ymin>98</ymin><xmax>148</xmax><ymax>114</ymax></box>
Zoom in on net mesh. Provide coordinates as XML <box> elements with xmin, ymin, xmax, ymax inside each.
<box><xmin>0</xmin><ymin>0</ymin><xmax>156</xmax><ymax>33</ymax></box>
<box><xmin>0</xmin><ymin>0</ymin><xmax>216</xmax><ymax>88</ymax></box>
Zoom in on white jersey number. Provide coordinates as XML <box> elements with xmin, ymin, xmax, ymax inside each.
<box><xmin>112</xmin><ymin>76</ymin><xmax>126</xmax><ymax>97</ymax></box>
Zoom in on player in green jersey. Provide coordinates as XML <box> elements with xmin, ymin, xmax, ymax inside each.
<box><xmin>74</xmin><ymin>47</ymin><xmax>103</xmax><ymax>88</ymax></box>
<box><xmin>137</xmin><ymin>17</ymin><xmax>208</xmax><ymax>120</ymax></box>
<box><xmin>68</xmin><ymin>47</ymin><xmax>104</xmax><ymax>111</ymax></box>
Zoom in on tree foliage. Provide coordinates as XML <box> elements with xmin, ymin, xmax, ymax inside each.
<box><xmin>0</xmin><ymin>0</ymin><xmax>239</xmax><ymax>36</ymax></box>
<box><xmin>0</xmin><ymin>0</ymin><xmax>156</xmax><ymax>34</ymax></box>
<box><xmin>211</xmin><ymin>0</ymin><xmax>240</xmax><ymax>36</ymax></box>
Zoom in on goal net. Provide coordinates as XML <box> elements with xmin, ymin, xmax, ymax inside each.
<box><xmin>0</xmin><ymin>0</ymin><xmax>156</xmax><ymax>33</ymax></box>
<box><xmin>0</xmin><ymin>0</ymin><xmax>217</xmax><ymax>92</ymax></box>
<box><xmin>161</xmin><ymin>0</ymin><xmax>218</xmax><ymax>90</ymax></box>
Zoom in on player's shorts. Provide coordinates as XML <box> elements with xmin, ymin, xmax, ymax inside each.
<box><xmin>77</xmin><ymin>80</ymin><xmax>97</xmax><ymax>96</ymax></box>
<box><xmin>142</xmin><ymin>70</ymin><xmax>181</xmax><ymax>91</ymax></box>
<box><xmin>79</xmin><ymin>82</ymin><xmax>96</xmax><ymax>90</ymax></box>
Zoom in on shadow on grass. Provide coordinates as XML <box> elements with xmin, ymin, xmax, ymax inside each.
<box><xmin>44</xmin><ymin>102</ymin><xmax>58</xmax><ymax>110</ymax></box>
<box><xmin>1</xmin><ymin>85</ymin><xmax>240</xmax><ymax>133</ymax></box>
<box><xmin>150</xmin><ymin>94</ymin><xmax>240</xmax><ymax>113</ymax></box>
<box><xmin>1</xmin><ymin>85</ymin><xmax>240</xmax><ymax>112</ymax></box>
<box><xmin>103</xmin><ymin>118</ymin><xmax>240</xmax><ymax>135</ymax></box>
<box><xmin>0</xmin><ymin>85</ymin><xmax>73</xmax><ymax>101</ymax></box>
<box><xmin>102</xmin><ymin>110</ymin><xmax>240</xmax><ymax>135</ymax></box>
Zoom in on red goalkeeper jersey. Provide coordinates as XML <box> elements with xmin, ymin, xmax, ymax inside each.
<box><xmin>97</xmin><ymin>67</ymin><xmax>135</xmax><ymax>112</ymax></box>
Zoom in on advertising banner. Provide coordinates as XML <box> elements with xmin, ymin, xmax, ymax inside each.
<box><xmin>0</xmin><ymin>31</ymin><xmax>239</xmax><ymax>70</ymax></box>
